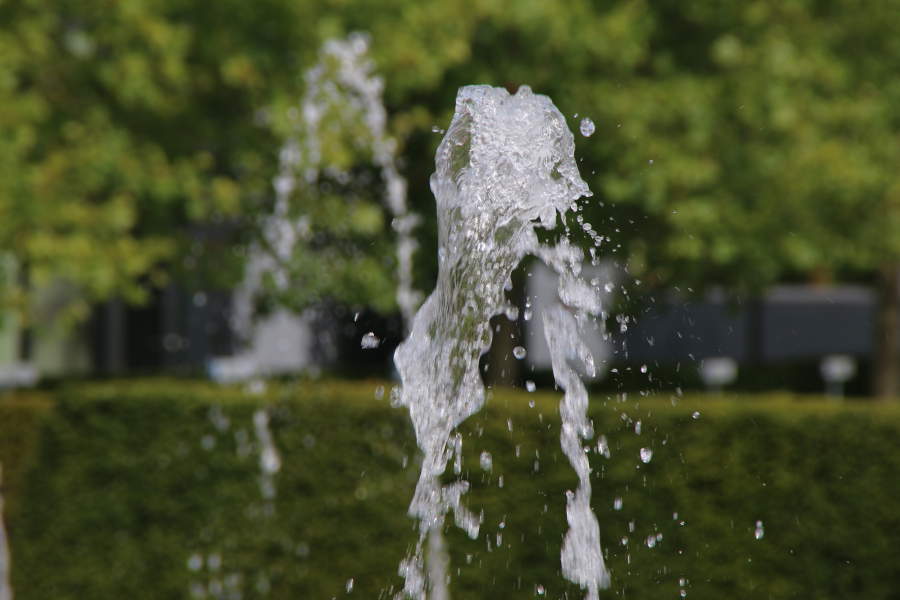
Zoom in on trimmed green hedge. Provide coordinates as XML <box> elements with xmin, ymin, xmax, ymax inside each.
<box><xmin>2</xmin><ymin>381</ymin><xmax>899</xmax><ymax>599</ymax></box>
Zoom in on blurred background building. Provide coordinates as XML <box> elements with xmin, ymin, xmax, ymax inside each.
<box><xmin>0</xmin><ymin>261</ymin><xmax>890</xmax><ymax>399</ymax></box>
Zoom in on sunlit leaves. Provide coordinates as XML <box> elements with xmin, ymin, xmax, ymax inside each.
<box><xmin>0</xmin><ymin>0</ymin><xmax>313</xmax><ymax>322</ymax></box>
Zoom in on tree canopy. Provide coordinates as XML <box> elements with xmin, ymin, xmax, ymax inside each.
<box><xmin>1</xmin><ymin>0</ymin><xmax>898</xmax><ymax>391</ymax></box>
<box><xmin>0</xmin><ymin>0</ymin><xmax>315</xmax><ymax>322</ymax></box>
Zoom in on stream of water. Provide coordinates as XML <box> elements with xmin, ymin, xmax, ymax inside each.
<box><xmin>0</xmin><ymin>464</ymin><xmax>13</xmax><ymax>600</ymax></box>
<box><xmin>394</xmin><ymin>85</ymin><xmax>610</xmax><ymax>599</ymax></box>
<box><xmin>235</xmin><ymin>33</ymin><xmax>420</xmax><ymax>344</ymax></box>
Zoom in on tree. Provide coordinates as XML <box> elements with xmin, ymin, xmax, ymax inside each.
<box><xmin>0</xmin><ymin>0</ymin><xmax>315</xmax><ymax>331</ymax></box>
<box><xmin>577</xmin><ymin>1</ymin><xmax>900</xmax><ymax>397</ymax></box>
<box><xmin>359</xmin><ymin>0</ymin><xmax>900</xmax><ymax>395</ymax></box>
<box><xmin>3</xmin><ymin>0</ymin><xmax>898</xmax><ymax>394</ymax></box>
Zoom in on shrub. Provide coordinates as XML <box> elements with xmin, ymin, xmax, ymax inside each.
<box><xmin>2</xmin><ymin>380</ymin><xmax>899</xmax><ymax>599</ymax></box>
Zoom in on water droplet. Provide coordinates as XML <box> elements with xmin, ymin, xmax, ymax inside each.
<box><xmin>603</xmin><ymin>282</ymin><xmax>615</xmax><ymax>293</ymax></box>
<box><xmin>207</xmin><ymin>553</ymin><xmax>222</xmax><ymax>571</ymax></box>
<box><xmin>513</xmin><ymin>346</ymin><xmax>527</xmax><ymax>360</ymax></box>
<box><xmin>596</xmin><ymin>435</ymin><xmax>611</xmax><ymax>459</ymax></box>
<box><xmin>525</xmin><ymin>380</ymin><xmax>536</xmax><ymax>392</ymax></box>
<box><xmin>613</xmin><ymin>497</ymin><xmax>623</xmax><ymax>510</ymax></box>
<box><xmin>692</xmin><ymin>411</ymin><xmax>701</xmax><ymax>419</ymax></box>
<box><xmin>639</xmin><ymin>447</ymin><xmax>653</xmax><ymax>463</ymax></box>
<box><xmin>634</xmin><ymin>420</ymin><xmax>642</xmax><ymax>435</ymax></box>
<box><xmin>346</xmin><ymin>578</ymin><xmax>354</xmax><ymax>592</ymax></box>
<box><xmin>246</xmin><ymin>379</ymin><xmax>266</xmax><ymax>396</ymax></box>
<box><xmin>374</xmin><ymin>385</ymin><xmax>385</xmax><ymax>400</ymax></box>
<box><xmin>360</xmin><ymin>332</ymin><xmax>380</xmax><ymax>349</ymax></box>
<box><xmin>680</xmin><ymin>590</ymin><xmax>687</xmax><ymax>598</ymax></box>
<box><xmin>648</xmin><ymin>159</ymin><xmax>654</xmax><ymax>165</ymax></box>
<box><xmin>646</xmin><ymin>534</ymin><xmax>657</xmax><ymax>548</ymax></box>
<box><xmin>187</xmin><ymin>553</ymin><xmax>203</xmax><ymax>571</ymax></box>
<box><xmin>579</xmin><ymin>117</ymin><xmax>596</xmax><ymax>137</ymax></box>
<box><xmin>679</xmin><ymin>577</ymin><xmax>688</xmax><ymax>587</ymax></box>
<box><xmin>754</xmin><ymin>520</ymin><xmax>765</xmax><ymax>540</ymax></box>
<box><xmin>480</xmin><ymin>451</ymin><xmax>493</xmax><ymax>471</ymax></box>
<box><xmin>431</xmin><ymin>125</ymin><xmax>445</xmax><ymax>134</ymax></box>
<box><xmin>640</xmin><ymin>364</ymin><xmax>648</xmax><ymax>373</ymax></box>
<box><xmin>536</xmin><ymin>584</ymin><xmax>546</xmax><ymax>596</ymax></box>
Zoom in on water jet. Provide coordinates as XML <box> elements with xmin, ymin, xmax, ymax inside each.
<box><xmin>394</xmin><ymin>85</ymin><xmax>610</xmax><ymax>599</ymax></box>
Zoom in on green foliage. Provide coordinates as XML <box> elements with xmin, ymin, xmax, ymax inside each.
<box><xmin>587</xmin><ymin>0</ymin><xmax>900</xmax><ymax>291</ymax></box>
<box><xmin>362</xmin><ymin>0</ymin><xmax>900</xmax><ymax>294</ymax></box>
<box><xmin>0</xmin><ymin>0</ymin><xmax>316</xmax><ymax>320</ymax></box>
<box><xmin>0</xmin><ymin>392</ymin><xmax>51</xmax><ymax>518</ymax></box>
<box><xmin>2</xmin><ymin>381</ymin><xmax>900</xmax><ymax>598</ymax></box>
<box><xmin>3</xmin><ymin>0</ymin><xmax>898</xmax><ymax>326</ymax></box>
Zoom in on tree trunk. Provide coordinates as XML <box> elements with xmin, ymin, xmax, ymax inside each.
<box><xmin>484</xmin><ymin>265</ymin><xmax>527</xmax><ymax>388</ymax></box>
<box><xmin>873</xmin><ymin>263</ymin><xmax>899</xmax><ymax>400</ymax></box>
<box><xmin>104</xmin><ymin>298</ymin><xmax>127</xmax><ymax>376</ymax></box>
<box><xmin>485</xmin><ymin>314</ymin><xmax>519</xmax><ymax>387</ymax></box>
<box><xmin>745</xmin><ymin>296</ymin><xmax>766</xmax><ymax>367</ymax></box>
<box><xmin>16</xmin><ymin>258</ymin><xmax>31</xmax><ymax>363</ymax></box>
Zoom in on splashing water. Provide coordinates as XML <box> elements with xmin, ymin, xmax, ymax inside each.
<box><xmin>0</xmin><ymin>464</ymin><xmax>12</xmax><ymax>600</ymax></box>
<box><xmin>754</xmin><ymin>520</ymin><xmax>765</xmax><ymax>540</ymax></box>
<box><xmin>579</xmin><ymin>117</ymin><xmax>596</xmax><ymax>137</ymax></box>
<box><xmin>253</xmin><ymin>409</ymin><xmax>282</xmax><ymax>503</ymax></box>
<box><xmin>185</xmin><ymin>407</ymin><xmax>282</xmax><ymax>599</ymax></box>
<box><xmin>235</xmin><ymin>33</ymin><xmax>420</xmax><ymax>341</ymax></box>
<box><xmin>361</xmin><ymin>332</ymin><xmax>381</xmax><ymax>349</ymax></box>
<box><xmin>394</xmin><ymin>85</ymin><xmax>609</xmax><ymax>599</ymax></box>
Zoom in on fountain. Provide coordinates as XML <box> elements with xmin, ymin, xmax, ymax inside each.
<box><xmin>394</xmin><ymin>85</ymin><xmax>609</xmax><ymax>599</ymax></box>
<box><xmin>233</xmin><ymin>33</ymin><xmax>420</xmax><ymax>360</ymax></box>
<box><xmin>0</xmin><ymin>464</ymin><xmax>12</xmax><ymax>600</ymax></box>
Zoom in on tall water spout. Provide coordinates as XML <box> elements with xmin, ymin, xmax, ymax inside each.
<box><xmin>234</xmin><ymin>33</ymin><xmax>420</xmax><ymax>344</ymax></box>
<box><xmin>0</xmin><ymin>464</ymin><xmax>13</xmax><ymax>600</ymax></box>
<box><xmin>394</xmin><ymin>85</ymin><xmax>610</xmax><ymax>599</ymax></box>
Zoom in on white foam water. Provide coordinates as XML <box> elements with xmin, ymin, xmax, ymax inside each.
<box><xmin>0</xmin><ymin>464</ymin><xmax>12</xmax><ymax>600</ymax></box>
<box><xmin>394</xmin><ymin>85</ymin><xmax>609</xmax><ymax>599</ymax></box>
